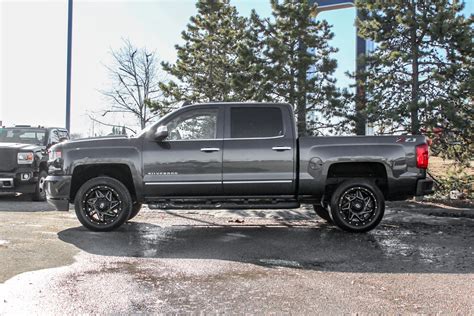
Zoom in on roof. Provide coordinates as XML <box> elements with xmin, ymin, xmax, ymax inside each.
<box><xmin>183</xmin><ymin>102</ymin><xmax>292</xmax><ymax>108</ymax></box>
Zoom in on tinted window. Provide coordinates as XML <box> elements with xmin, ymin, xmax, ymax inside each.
<box><xmin>230</xmin><ymin>107</ymin><xmax>283</xmax><ymax>138</ymax></box>
<box><xmin>49</xmin><ymin>129</ymin><xmax>60</xmax><ymax>144</ymax></box>
<box><xmin>49</xmin><ymin>129</ymin><xmax>69</xmax><ymax>145</ymax></box>
<box><xmin>166</xmin><ymin>109</ymin><xmax>218</xmax><ymax>140</ymax></box>
<box><xmin>0</xmin><ymin>128</ymin><xmax>46</xmax><ymax>145</ymax></box>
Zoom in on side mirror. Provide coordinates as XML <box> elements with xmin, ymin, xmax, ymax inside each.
<box><xmin>154</xmin><ymin>125</ymin><xmax>168</xmax><ymax>141</ymax></box>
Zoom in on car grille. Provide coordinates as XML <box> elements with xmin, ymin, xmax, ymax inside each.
<box><xmin>0</xmin><ymin>149</ymin><xmax>18</xmax><ymax>172</ymax></box>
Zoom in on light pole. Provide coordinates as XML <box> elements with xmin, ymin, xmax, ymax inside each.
<box><xmin>65</xmin><ymin>0</ymin><xmax>73</xmax><ymax>132</ymax></box>
<box><xmin>310</xmin><ymin>0</ymin><xmax>368</xmax><ymax>135</ymax></box>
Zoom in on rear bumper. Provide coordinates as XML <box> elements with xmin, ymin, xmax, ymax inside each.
<box><xmin>45</xmin><ymin>175</ymin><xmax>71</xmax><ymax>211</ymax></box>
<box><xmin>416</xmin><ymin>177</ymin><xmax>434</xmax><ymax>196</ymax></box>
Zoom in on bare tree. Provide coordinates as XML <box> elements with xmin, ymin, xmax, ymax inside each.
<box><xmin>102</xmin><ymin>39</ymin><xmax>166</xmax><ymax>129</ymax></box>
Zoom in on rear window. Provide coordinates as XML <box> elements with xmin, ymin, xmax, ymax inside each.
<box><xmin>230</xmin><ymin>107</ymin><xmax>284</xmax><ymax>138</ymax></box>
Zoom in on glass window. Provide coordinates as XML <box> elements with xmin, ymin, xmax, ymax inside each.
<box><xmin>49</xmin><ymin>130</ymin><xmax>60</xmax><ymax>144</ymax></box>
<box><xmin>230</xmin><ymin>107</ymin><xmax>284</xmax><ymax>138</ymax></box>
<box><xmin>166</xmin><ymin>109</ymin><xmax>218</xmax><ymax>140</ymax></box>
<box><xmin>0</xmin><ymin>128</ymin><xmax>46</xmax><ymax>145</ymax></box>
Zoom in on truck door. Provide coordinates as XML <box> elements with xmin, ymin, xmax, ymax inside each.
<box><xmin>142</xmin><ymin>106</ymin><xmax>224</xmax><ymax>197</ymax></box>
<box><xmin>222</xmin><ymin>105</ymin><xmax>296</xmax><ymax>195</ymax></box>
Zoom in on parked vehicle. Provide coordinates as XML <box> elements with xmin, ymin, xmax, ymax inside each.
<box><xmin>0</xmin><ymin>126</ymin><xmax>69</xmax><ymax>200</ymax></box>
<box><xmin>45</xmin><ymin>103</ymin><xmax>433</xmax><ymax>232</ymax></box>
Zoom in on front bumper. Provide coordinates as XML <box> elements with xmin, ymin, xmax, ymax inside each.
<box><xmin>0</xmin><ymin>170</ymin><xmax>38</xmax><ymax>194</ymax></box>
<box><xmin>45</xmin><ymin>175</ymin><xmax>72</xmax><ymax>211</ymax></box>
<box><xmin>416</xmin><ymin>177</ymin><xmax>434</xmax><ymax>196</ymax></box>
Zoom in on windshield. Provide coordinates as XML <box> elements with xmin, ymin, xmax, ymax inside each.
<box><xmin>0</xmin><ymin>128</ymin><xmax>47</xmax><ymax>145</ymax></box>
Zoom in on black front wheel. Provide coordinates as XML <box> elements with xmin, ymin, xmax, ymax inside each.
<box><xmin>74</xmin><ymin>176</ymin><xmax>132</xmax><ymax>231</ymax></box>
<box><xmin>329</xmin><ymin>179</ymin><xmax>385</xmax><ymax>233</ymax></box>
<box><xmin>32</xmin><ymin>170</ymin><xmax>48</xmax><ymax>201</ymax></box>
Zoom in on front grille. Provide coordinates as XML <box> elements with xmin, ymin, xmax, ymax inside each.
<box><xmin>0</xmin><ymin>149</ymin><xmax>18</xmax><ymax>172</ymax></box>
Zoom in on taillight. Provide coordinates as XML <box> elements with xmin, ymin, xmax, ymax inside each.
<box><xmin>416</xmin><ymin>143</ymin><xmax>429</xmax><ymax>169</ymax></box>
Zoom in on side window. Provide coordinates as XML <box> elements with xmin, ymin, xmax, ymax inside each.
<box><xmin>166</xmin><ymin>109</ymin><xmax>219</xmax><ymax>141</ymax></box>
<box><xmin>49</xmin><ymin>129</ymin><xmax>60</xmax><ymax>144</ymax></box>
<box><xmin>230</xmin><ymin>107</ymin><xmax>284</xmax><ymax>138</ymax></box>
<box><xmin>58</xmin><ymin>130</ymin><xmax>69</xmax><ymax>140</ymax></box>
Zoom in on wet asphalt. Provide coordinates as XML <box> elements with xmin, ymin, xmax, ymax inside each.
<box><xmin>0</xmin><ymin>195</ymin><xmax>473</xmax><ymax>314</ymax></box>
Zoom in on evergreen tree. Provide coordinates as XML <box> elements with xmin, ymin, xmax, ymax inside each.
<box><xmin>158</xmin><ymin>0</ymin><xmax>248</xmax><ymax>105</ymax></box>
<box><xmin>253</xmin><ymin>0</ymin><xmax>340</xmax><ymax>135</ymax></box>
<box><xmin>356</xmin><ymin>0</ymin><xmax>473</xmax><ymax>162</ymax></box>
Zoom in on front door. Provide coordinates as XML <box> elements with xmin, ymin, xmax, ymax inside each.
<box><xmin>142</xmin><ymin>106</ymin><xmax>224</xmax><ymax>197</ymax></box>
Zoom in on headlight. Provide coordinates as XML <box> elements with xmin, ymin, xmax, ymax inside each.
<box><xmin>17</xmin><ymin>152</ymin><xmax>34</xmax><ymax>164</ymax></box>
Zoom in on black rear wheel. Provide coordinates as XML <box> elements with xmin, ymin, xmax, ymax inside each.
<box><xmin>74</xmin><ymin>176</ymin><xmax>132</xmax><ymax>231</ymax></box>
<box><xmin>329</xmin><ymin>179</ymin><xmax>385</xmax><ymax>233</ymax></box>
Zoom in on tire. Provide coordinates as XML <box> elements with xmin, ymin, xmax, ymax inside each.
<box><xmin>74</xmin><ymin>176</ymin><xmax>132</xmax><ymax>231</ymax></box>
<box><xmin>32</xmin><ymin>170</ymin><xmax>48</xmax><ymax>201</ymax></box>
<box><xmin>329</xmin><ymin>179</ymin><xmax>385</xmax><ymax>233</ymax></box>
<box><xmin>128</xmin><ymin>203</ymin><xmax>143</xmax><ymax>220</ymax></box>
<box><xmin>313</xmin><ymin>204</ymin><xmax>332</xmax><ymax>222</ymax></box>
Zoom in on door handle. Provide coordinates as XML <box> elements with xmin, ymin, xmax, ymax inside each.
<box><xmin>201</xmin><ymin>147</ymin><xmax>220</xmax><ymax>152</ymax></box>
<box><xmin>272</xmin><ymin>146</ymin><xmax>291</xmax><ymax>151</ymax></box>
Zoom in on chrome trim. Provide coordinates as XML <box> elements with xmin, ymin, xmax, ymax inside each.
<box><xmin>164</xmin><ymin>138</ymin><xmax>222</xmax><ymax>142</ymax></box>
<box><xmin>145</xmin><ymin>180</ymin><xmax>293</xmax><ymax>185</ymax></box>
<box><xmin>223</xmin><ymin>135</ymin><xmax>285</xmax><ymax>141</ymax></box>
<box><xmin>272</xmin><ymin>146</ymin><xmax>292</xmax><ymax>151</ymax></box>
<box><xmin>224</xmin><ymin>180</ymin><xmax>292</xmax><ymax>184</ymax></box>
<box><xmin>145</xmin><ymin>181</ymin><xmax>221</xmax><ymax>185</ymax></box>
<box><xmin>161</xmin><ymin>135</ymin><xmax>286</xmax><ymax>142</ymax></box>
<box><xmin>201</xmin><ymin>147</ymin><xmax>220</xmax><ymax>152</ymax></box>
<box><xmin>0</xmin><ymin>178</ymin><xmax>14</xmax><ymax>188</ymax></box>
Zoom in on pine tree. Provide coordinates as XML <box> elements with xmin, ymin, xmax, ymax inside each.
<box><xmin>158</xmin><ymin>0</ymin><xmax>248</xmax><ymax>105</ymax></box>
<box><xmin>356</xmin><ymin>0</ymin><xmax>473</xmax><ymax>163</ymax></box>
<box><xmin>254</xmin><ymin>0</ymin><xmax>340</xmax><ymax>135</ymax></box>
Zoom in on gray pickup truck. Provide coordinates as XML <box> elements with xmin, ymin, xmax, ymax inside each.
<box><xmin>45</xmin><ymin>102</ymin><xmax>433</xmax><ymax>232</ymax></box>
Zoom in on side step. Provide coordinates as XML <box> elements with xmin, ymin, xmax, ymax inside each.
<box><xmin>147</xmin><ymin>198</ymin><xmax>300</xmax><ymax>210</ymax></box>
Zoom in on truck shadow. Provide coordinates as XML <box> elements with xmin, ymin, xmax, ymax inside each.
<box><xmin>57</xmin><ymin>221</ymin><xmax>473</xmax><ymax>274</ymax></box>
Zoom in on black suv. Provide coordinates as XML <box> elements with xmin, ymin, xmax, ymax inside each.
<box><xmin>0</xmin><ymin>126</ymin><xmax>69</xmax><ymax>200</ymax></box>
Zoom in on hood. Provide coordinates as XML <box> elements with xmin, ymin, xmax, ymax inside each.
<box><xmin>0</xmin><ymin>142</ymin><xmax>43</xmax><ymax>151</ymax></box>
<box><xmin>60</xmin><ymin>136</ymin><xmax>133</xmax><ymax>149</ymax></box>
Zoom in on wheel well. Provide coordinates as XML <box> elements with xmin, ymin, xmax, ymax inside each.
<box><xmin>325</xmin><ymin>162</ymin><xmax>388</xmax><ymax>198</ymax></box>
<box><xmin>70</xmin><ymin>164</ymin><xmax>136</xmax><ymax>202</ymax></box>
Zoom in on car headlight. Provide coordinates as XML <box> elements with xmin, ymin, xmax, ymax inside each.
<box><xmin>17</xmin><ymin>152</ymin><xmax>34</xmax><ymax>164</ymax></box>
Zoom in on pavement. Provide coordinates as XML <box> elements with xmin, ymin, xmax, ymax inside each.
<box><xmin>0</xmin><ymin>195</ymin><xmax>473</xmax><ymax>314</ymax></box>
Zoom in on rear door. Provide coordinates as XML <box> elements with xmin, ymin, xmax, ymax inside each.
<box><xmin>222</xmin><ymin>105</ymin><xmax>296</xmax><ymax>195</ymax></box>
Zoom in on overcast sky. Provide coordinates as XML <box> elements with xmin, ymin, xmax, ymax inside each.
<box><xmin>5</xmin><ymin>0</ymin><xmax>468</xmax><ymax>136</ymax></box>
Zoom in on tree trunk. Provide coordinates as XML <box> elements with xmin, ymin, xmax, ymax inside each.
<box><xmin>354</xmin><ymin>8</ymin><xmax>367</xmax><ymax>135</ymax></box>
<box><xmin>410</xmin><ymin>0</ymin><xmax>420</xmax><ymax>135</ymax></box>
<box><xmin>296</xmin><ymin>37</ymin><xmax>308</xmax><ymax>136</ymax></box>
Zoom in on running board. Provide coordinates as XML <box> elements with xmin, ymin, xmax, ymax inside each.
<box><xmin>147</xmin><ymin>198</ymin><xmax>300</xmax><ymax>210</ymax></box>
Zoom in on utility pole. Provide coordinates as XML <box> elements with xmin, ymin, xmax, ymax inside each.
<box><xmin>65</xmin><ymin>0</ymin><xmax>73</xmax><ymax>132</ymax></box>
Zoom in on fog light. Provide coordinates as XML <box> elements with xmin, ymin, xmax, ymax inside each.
<box><xmin>21</xmin><ymin>173</ymin><xmax>31</xmax><ymax>181</ymax></box>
